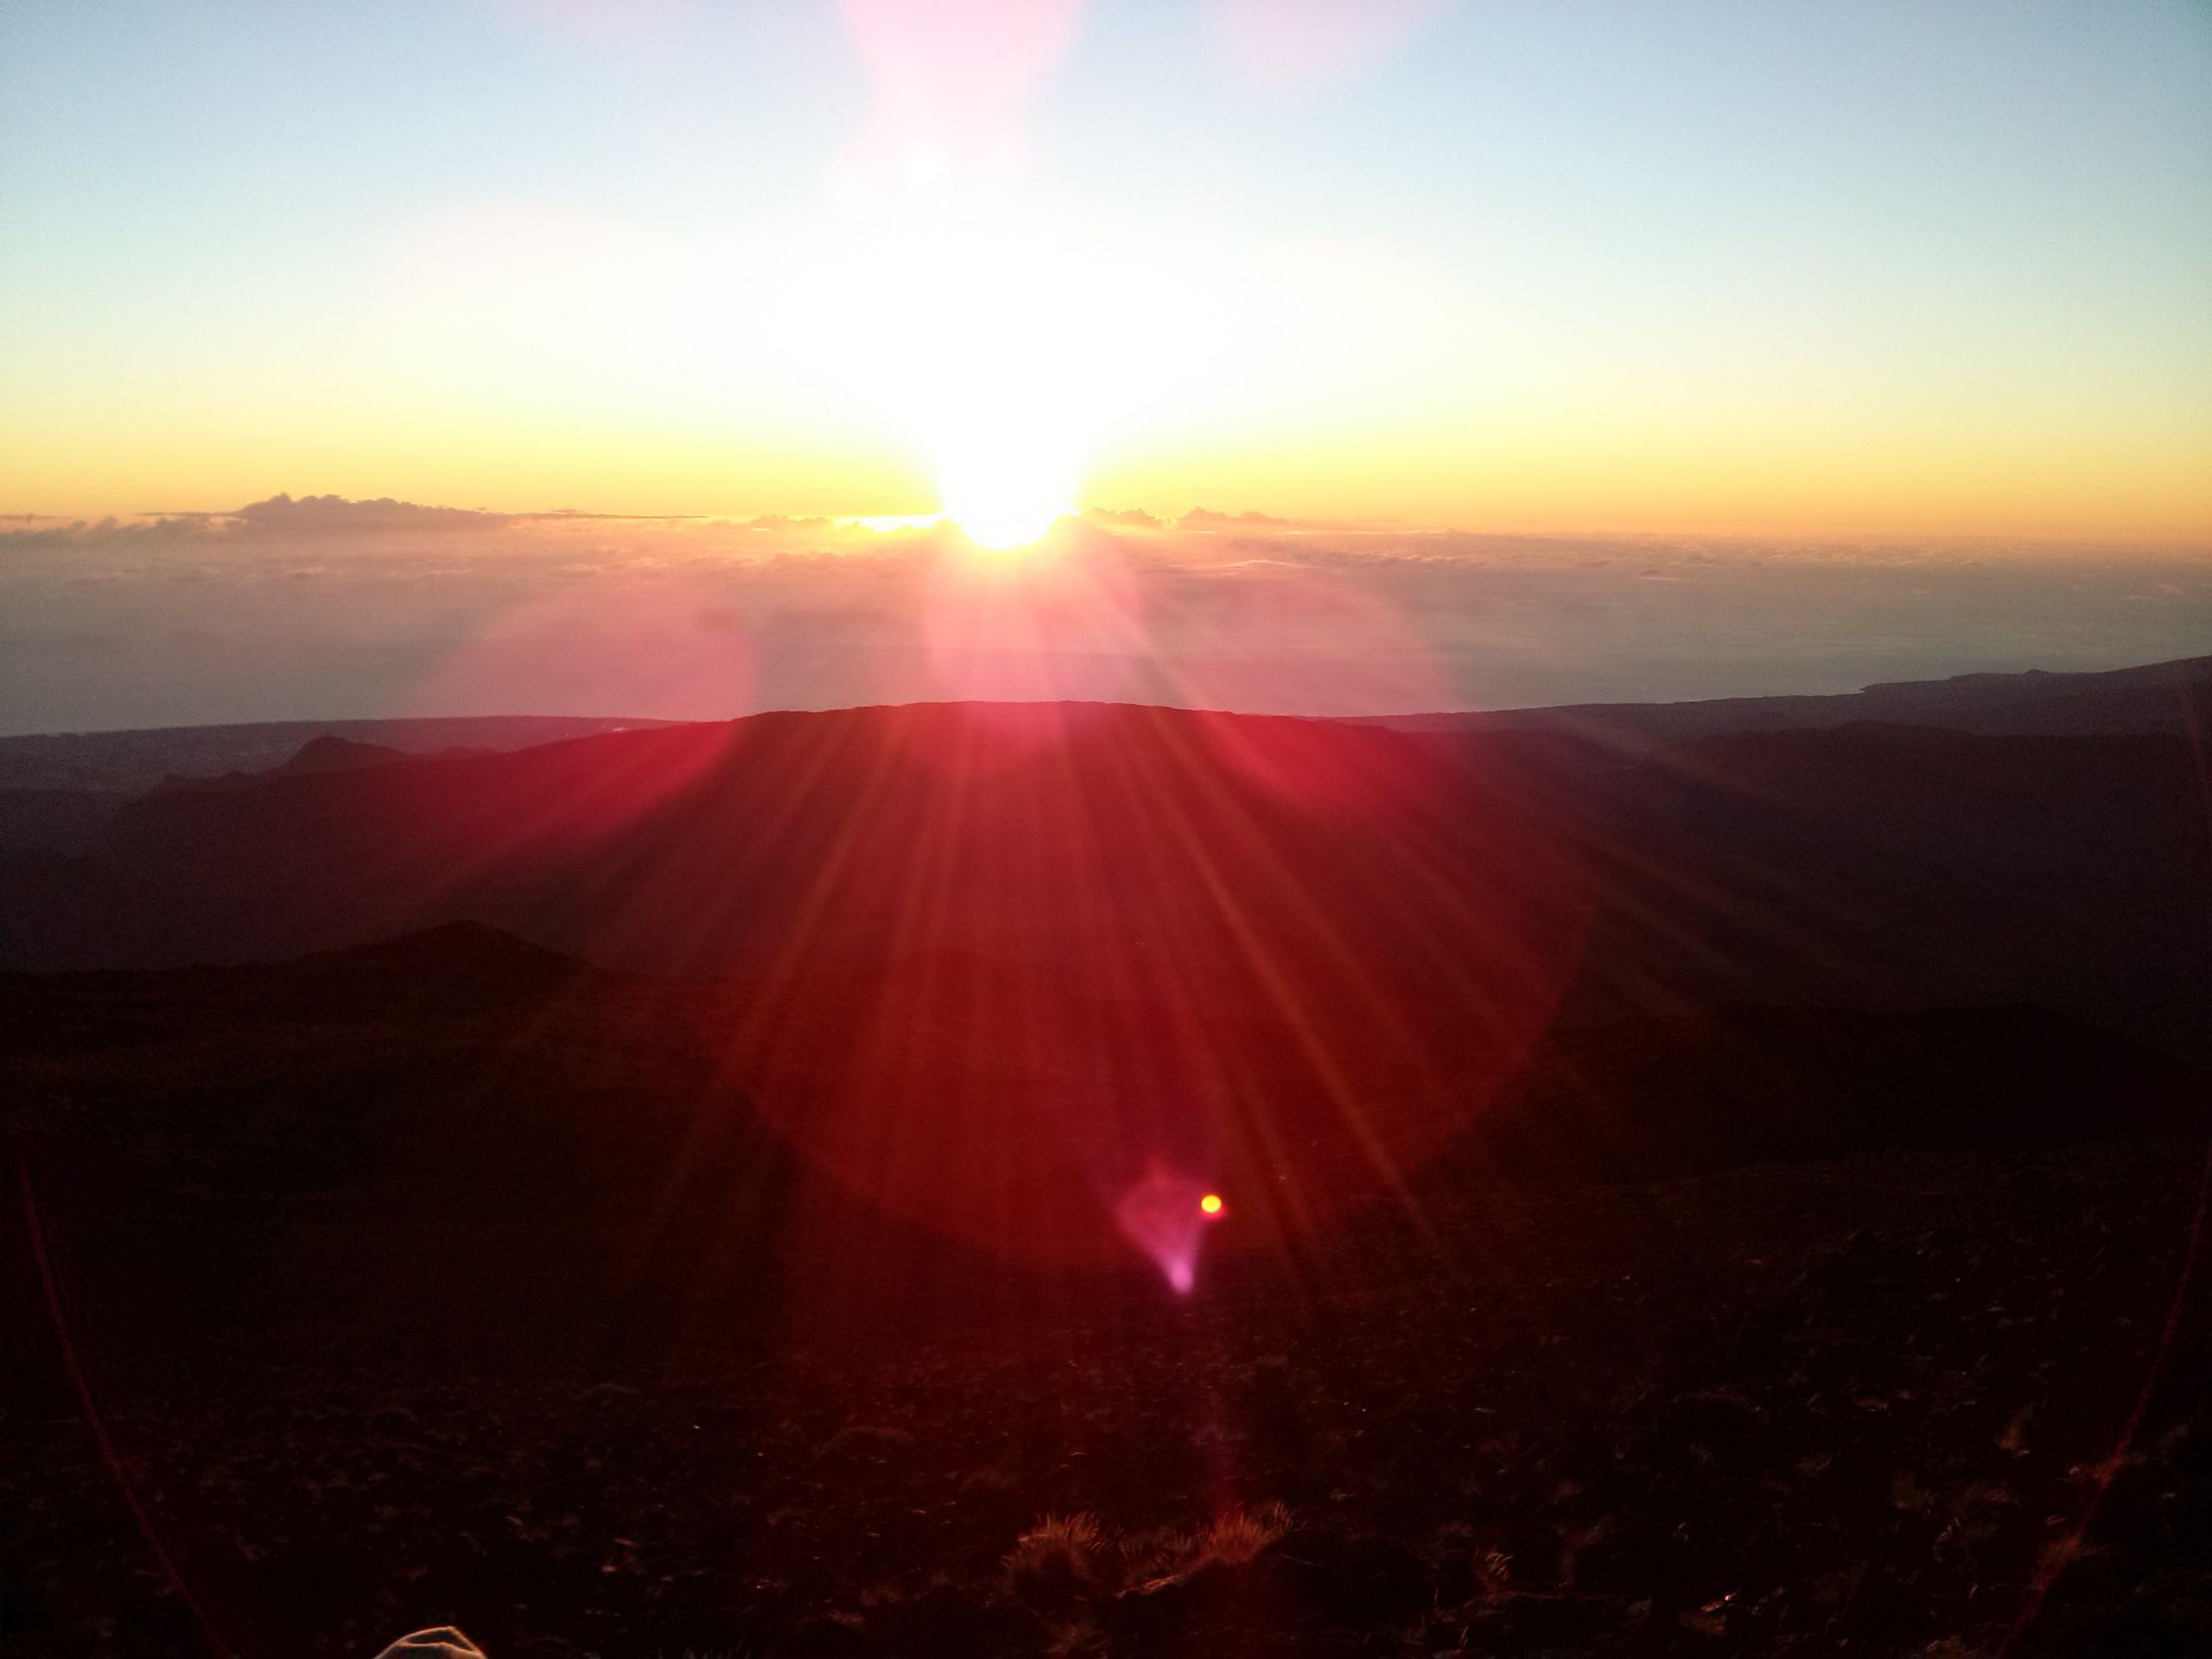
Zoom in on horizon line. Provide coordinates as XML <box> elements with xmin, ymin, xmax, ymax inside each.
<box><xmin>6</xmin><ymin>647</ymin><xmax>2206</xmax><ymax>745</ymax></box>
<box><xmin>8</xmin><ymin>493</ymin><xmax>2210</xmax><ymax>552</ymax></box>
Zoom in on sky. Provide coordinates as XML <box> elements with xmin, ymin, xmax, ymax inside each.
<box><xmin>5</xmin><ymin>0</ymin><xmax>2210</xmax><ymax>541</ymax></box>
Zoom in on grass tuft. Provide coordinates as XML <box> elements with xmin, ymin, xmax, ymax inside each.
<box><xmin>1006</xmin><ymin>1512</ymin><xmax>1103</xmax><ymax>1589</ymax></box>
<box><xmin>1201</xmin><ymin>1501</ymin><xmax>1294</xmax><ymax>1566</ymax></box>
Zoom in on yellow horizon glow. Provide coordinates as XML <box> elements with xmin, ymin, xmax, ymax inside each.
<box><xmin>5</xmin><ymin>276</ymin><xmax>2209</xmax><ymax>544</ymax></box>
<box><xmin>8</xmin><ymin>6</ymin><xmax>2209</xmax><ymax>550</ymax></box>
<box><xmin>9</xmin><ymin>403</ymin><xmax>2210</xmax><ymax>546</ymax></box>
<box><xmin>8</xmin><ymin>217</ymin><xmax>2205</xmax><ymax>544</ymax></box>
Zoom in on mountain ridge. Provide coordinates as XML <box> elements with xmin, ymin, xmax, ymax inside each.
<box><xmin>1356</xmin><ymin>652</ymin><xmax>2212</xmax><ymax>742</ymax></box>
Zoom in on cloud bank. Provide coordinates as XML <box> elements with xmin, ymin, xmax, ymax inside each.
<box><xmin>2</xmin><ymin>496</ymin><xmax>2206</xmax><ymax>735</ymax></box>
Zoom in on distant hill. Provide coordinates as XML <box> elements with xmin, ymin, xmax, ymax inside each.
<box><xmin>3</xmin><ymin>652</ymin><xmax>2204</xmax><ymax>798</ymax></box>
<box><xmin>0</xmin><ymin>701</ymin><xmax>2205</xmax><ymax>1072</ymax></box>
<box><xmin>137</xmin><ymin>734</ymin><xmax>425</xmax><ymax>799</ymax></box>
<box><xmin>271</xmin><ymin>734</ymin><xmax>412</xmax><ymax>774</ymax></box>
<box><xmin>0</xmin><ymin>787</ymin><xmax>115</xmax><ymax>856</ymax></box>
<box><xmin>1357</xmin><ymin>652</ymin><xmax>2212</xmax><ymax>744</ymax></box>
<box><xmin>0</xmin><ymin>704</ymin><xmax>1598</xmax><ymax>1249</ymax></box>
<box><xmin>0</xmin><ymin>714</ymin><xmax>677</xmax><ymax>794</ymax></box>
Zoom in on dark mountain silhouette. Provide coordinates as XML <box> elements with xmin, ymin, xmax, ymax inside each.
<box><xmin>0</xmin><ymin>700</ymin><xmax>1582</xmax><ymax>994</ymax></box>
<box><xmin>272</xmin><ymin>734</ymin><xmax>413</xmax><ymax>774</ymax></box>
<box><xmin>5</xmin><ymin>653</ymin><xmax>2202</xmax><ymax>799</ymax></box>
<box><xmin>9</xmin><ymin>925</ymin><xmax>2199</xmax><ymax>1278</ymax></box>
<box><xmin>9</xmin><ymin>679</ymin><xmax>2212</xmax><ymax>1657</ymax></box>
<box><xmin>8</xmin><ymin>923</ymin><xmax>2202</xmax><ymax>1386</ymax></box>
<box><xmin>5</xmin><ymin>673</ymin><xmax>2210</xmax><ymax>1659</ymax></box>
<box><xmin>0</xmin><ymin>713</ymin><xmax>677</xmax><ymax>794</ymax></box>
<box><xmin>0</xmin><ymin>702</ymin><xmax>2203</xmax><ymax>1064</ymax></box>
<box><xmin>1447</xmin><ymin>1003</ymin><xmax>2208</xmax><ymax>1183</ymax></box>
<box><xmin>0</xmin><ymin>785</ymin><xmax>113</xmax><ymax>855</ymax></box>
<box><xmin>130</xmin><ymin>733</ymin><xmax>435</xmax><ymax>803</ymax></box>
<box><xmin>1362</xmin><ymin>652</ymin><xmax>2212</xmax><ymax>743</ymax></box>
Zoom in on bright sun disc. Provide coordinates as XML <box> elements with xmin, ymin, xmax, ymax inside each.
<box><xmin>929</xmin><ymin>396</ymin><xmax>1080</xmax><ymax>551</ymax></box>
<box><xmin>938</xmin><ymin>445</ymin><xmax>1072</xmax><ymax>550</ymax></box>
<box><xmin>1199</xmin><ymin>1192</ymin><xmax>1224</xmax><ymax>1216</ymax></box>
<box><xmin>947</xmin><ymin>492</ymin><xmax>1065</xmax><ymax>550</ymax></box>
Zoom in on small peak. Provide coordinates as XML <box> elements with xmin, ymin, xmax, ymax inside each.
<box><xmin>276</xmin><ymin>734</ymin><xmax>408</xmax><ymax>775</ymax></box>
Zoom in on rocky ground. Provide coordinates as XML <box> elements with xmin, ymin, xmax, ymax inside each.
<box><xmin>11</xmin><ymin>1137</ymin><xmax>2210</xmax><ymax>1659</ymax></box>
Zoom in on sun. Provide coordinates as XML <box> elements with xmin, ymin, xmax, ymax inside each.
<box><xmin>933</xmin><ymin>426</ymin><xmax>1076</xmax><ymax>551</ymax></box>
<box><xmin>944</xmin><ymin>486</ymin><xmax>1066</xmax><ymax>550</ymax></box>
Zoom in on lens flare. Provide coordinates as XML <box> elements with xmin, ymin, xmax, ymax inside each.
<box><xmin>1116</xmin><ymin>1166</ymin><xmax>1229</xmax><ymax>1294</ymax></box>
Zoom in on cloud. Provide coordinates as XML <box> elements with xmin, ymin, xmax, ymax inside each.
<box><xmin>0</xmin><ymin>495</ymin><xmax>507</xmax><ymax>545</ymax></box>
<box><xmin>0</xmin><ymin>494</ymin><xmax>734</xmax><ymax>550</ymax></box>
<box><xmin>230</xmin><ymin>493</ymin><xmax>514</xmax><ymax>533</ymax></box>
<box><xmin>1081</xmin><ymin>506</ymin><xmax>1166</xmax><ymax>531</ymax></box>
<box><xmin>1</xmin><ymin>494</ymin><xmax>2207</xmax><ymax>734</ymax></box>
<box><xmin>1177</xmin><ymin>508</ymin><xmax>1302</xmax><ymax>530</ymax></box>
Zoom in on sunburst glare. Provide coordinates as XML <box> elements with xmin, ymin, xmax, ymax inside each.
<box><xmin>936</xmin><ymin>426</ymin><xmax>1075</xmax><ymax>550</ymax></box>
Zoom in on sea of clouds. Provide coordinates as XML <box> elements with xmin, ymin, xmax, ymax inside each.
<box><xmin>2</xmin><ymin>495</ymin><xmax>2206</xmax><ymax>735</ymax></box>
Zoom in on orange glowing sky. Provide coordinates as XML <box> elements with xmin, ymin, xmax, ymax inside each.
<box><xmin>4</xmin><ymin>2</ymin><xmax>2209</xmax><ymax>543</ymax></box>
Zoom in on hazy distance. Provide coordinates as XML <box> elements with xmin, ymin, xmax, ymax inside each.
<box><xmin>3</xmin><ymin>499</ymin><xmax>2206</xmax><ymax>735</ymax></box>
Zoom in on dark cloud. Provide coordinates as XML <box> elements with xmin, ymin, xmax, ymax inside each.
<box><xmin>0</xmin><ymin>494</ymin><xmax>733</xmax><ymax>550</ymax></box>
